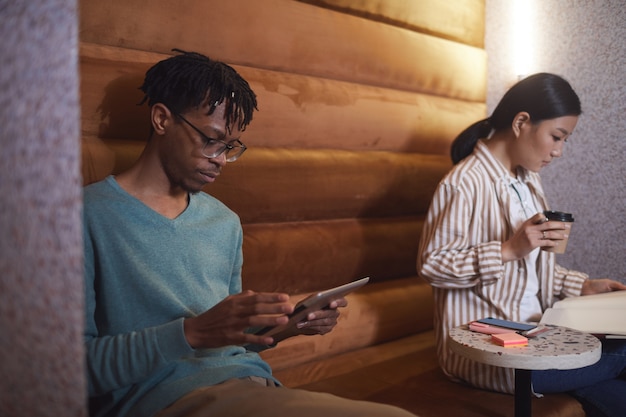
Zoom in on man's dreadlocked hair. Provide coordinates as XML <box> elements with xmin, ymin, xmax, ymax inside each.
<box><xmin>139</xmin><ymin>49</ymin><xmax>258</xmax><ymax>133</ymax></box>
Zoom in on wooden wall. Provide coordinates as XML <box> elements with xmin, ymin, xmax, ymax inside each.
<box><xmin>79</xmin><ymin>0</ymin><xmax>486</xmax><ymax>294</ymax></box>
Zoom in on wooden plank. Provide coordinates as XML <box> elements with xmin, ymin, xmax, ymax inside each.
<box><xmin>82</xmin><ymin>139</ymin><xmax>450</xmax><ymax>222</ymax></box>
<box><xmin>211</xmin><ymin>149</ymin><xmax>450</xmax><ymax>223</ymax></box>
<box><xmin>270</xmin><ymin>332</ymin><xmax>437</xmax><ymax>388</ymax></box>
<box><xmin>80</xmin><ymin>43</ymin><xmax>486</xmax><ymax>155</ymax></box>
<box><xmin>79</xmin><ymin>0</ymin><xmax>486</xmax><ymax>101</ymax></box>
<box><xmin>299</xmin><ymin>0</ymin><xmax>485</xmax><ymax>48</ymax></box>
<box><xmin>241</xmin><ymin>217</ymin><xmax>423</xmax><ymax>292</ymax></box>
<box><xmin>239</xmin><ymin>66</ymin><xmax>485</xmax><ymax>155</ymax></box>
<box><xmin>268</xmin><ymin>332</ymin><xmax>436</xmax><ymax>386</ymax></box>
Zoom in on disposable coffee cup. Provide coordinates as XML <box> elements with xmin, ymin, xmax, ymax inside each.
<box><xmin>543</xmin><ymin>210</ymin><xmax>574</xmax><ymax>254</ymax></box>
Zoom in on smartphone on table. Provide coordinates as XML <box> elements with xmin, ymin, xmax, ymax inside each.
<box><xmin>475</xmin><ymin>317</ymin><xmax>536</xmax><ymax>332</ymax></box>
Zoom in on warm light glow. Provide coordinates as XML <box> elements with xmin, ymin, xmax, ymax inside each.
<box><xmin>512</xmin><ymin>0</ymin><xmax>534</xmax><ymax>79</ymax></box>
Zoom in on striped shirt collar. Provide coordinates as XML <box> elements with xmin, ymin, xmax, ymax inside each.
<box><xmin>473</xmin><ymin>140</ymin><xmax>536</xmax><ymax>183</ymax></box>
<box><xmin>473</xmin><ymin>140</ymin><xmax>547</xmax><ymax>208</ymax></box>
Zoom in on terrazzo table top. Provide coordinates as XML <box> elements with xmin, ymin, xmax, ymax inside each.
<box><xmin>448</xmin><ymin>324</ymin><xmax>601</xmax><ymax>370</ymax></box>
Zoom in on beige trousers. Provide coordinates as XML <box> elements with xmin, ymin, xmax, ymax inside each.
<box><xmin>155</xmin><ymin>378</ymin><xmax>418</xmax><ymax>417</ymax></box>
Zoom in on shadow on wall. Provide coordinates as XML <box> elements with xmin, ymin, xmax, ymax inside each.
<box><xmin>97</xmin><ymin>74</ymin><xmax>151</xmax><ymax>140</ymax></box>
<box><xmin>82</xmin><ymin>74</ymin><xmax>150</xmax><ymax>185</ymax></box>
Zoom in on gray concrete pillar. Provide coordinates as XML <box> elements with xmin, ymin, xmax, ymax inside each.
<box><xmin>0</xmin><ymin>1</ymin><xmax>86</xmax><ymax>416</ymax></box>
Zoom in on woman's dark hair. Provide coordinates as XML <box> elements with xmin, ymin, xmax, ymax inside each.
<box><xmin>450</xmin><ymin>73</ymin><xmax>582</xmax><ymax>164</ymax></box>
<box><xmin>138</xmin><ymin>49</ymin><xmax>258</xmax><ymax>133</ymax></box>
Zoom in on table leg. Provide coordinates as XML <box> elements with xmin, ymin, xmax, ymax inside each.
<box><xmin>514</xmin><ymin>369</ymin><xmax>532</xmax><ymax>417</ymax></box>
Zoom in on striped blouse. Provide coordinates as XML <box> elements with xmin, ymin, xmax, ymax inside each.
<box><xmin>417</xmin><ymin>140</ymin><xmax>588</xmax><ymax>393</ymax></box>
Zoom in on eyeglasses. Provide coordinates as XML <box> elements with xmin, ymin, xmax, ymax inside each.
<box><xmin>175</xmin><ymin>113</ymin><xmax>247</xmax><ymax>162</ymax></box>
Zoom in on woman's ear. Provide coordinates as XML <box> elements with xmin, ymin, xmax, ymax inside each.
<box><xmin>150</xmin><ymin>103</ymin><xmax>171</xmax><ymax>135</ymax></box>
<box><xmin>511</xmin><ymin>112</ymin><xmax>531</xmax><ymax>137</ymax></box>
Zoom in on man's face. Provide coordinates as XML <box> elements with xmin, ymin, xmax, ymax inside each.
<box><xmin>161</xmin><ymin>103</ymin><xmax>245</xmax><ymax>194</ymax></box>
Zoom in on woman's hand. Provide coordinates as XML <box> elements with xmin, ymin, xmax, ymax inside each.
<box><xmin>501</xmin><ymin>212</ymin><xmax>569</xmax><ymax>262</ymax></box>
<box><xmin>581</xmin><ymin>278</ymin><xmax>626</xmax><ymax>295</ymax></box>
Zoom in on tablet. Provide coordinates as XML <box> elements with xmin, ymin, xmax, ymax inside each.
<box><xmin>254</xmin><ymin>276</ymin><xmax>370</xmax><ymax>338</ymax></box>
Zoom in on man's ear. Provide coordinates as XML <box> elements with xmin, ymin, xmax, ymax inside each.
<box><xmin>151</xmin><ymin>103</ymin><xmax>171</xmax><ymax>135</ymax></box>
<box><xmin>512</xmin><ymin>111</ymin><xmax>531</xmax><ymax>137</ymax></box>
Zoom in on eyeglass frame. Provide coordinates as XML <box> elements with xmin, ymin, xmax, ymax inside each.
<box><xmin>174</xmin><ymin>113</ymin><xmax>247</xmax><ymax>162</ymax></box>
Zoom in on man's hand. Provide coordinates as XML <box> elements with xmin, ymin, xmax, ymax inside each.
<box><xmin>581</xmin><ymin>278</ymin><xmax>626</xmax><ymax>295</ymax></box>
<box><xmin>294</xmin><ymin>297</ymin><xmax>348</xmax><ymax>335</ymax></box>
<box><xmin>183</xmin><ymin>290</ymin><xmax>294</xmax><ymax>348</ymax></box>
<box><xmin>256</xmin><ymin>296</ymin><xmax>351</xmax><ymax>345</ymax></box>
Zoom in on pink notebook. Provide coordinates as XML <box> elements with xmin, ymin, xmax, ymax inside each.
<box><xmin>492</xmin><ymin>332</ymin><xmax>528</xmax><ymax>347</ymax></box>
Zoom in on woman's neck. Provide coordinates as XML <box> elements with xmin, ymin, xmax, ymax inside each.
<box><xmin>482</xmin><ymin>134</ymin><xmax>517</xmax><ymax>177</ymax></box>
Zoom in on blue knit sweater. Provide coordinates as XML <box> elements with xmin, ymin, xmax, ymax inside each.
<box><xmin>83</xmin><ymin>176</ymin><xmax>275</xmax><ymax>417</ymax></box>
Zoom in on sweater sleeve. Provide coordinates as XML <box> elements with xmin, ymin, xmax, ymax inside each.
<box><xmin>83</xmin><ymin>223</ymin><xmax>194</xmax><ymax>396</ymax></box>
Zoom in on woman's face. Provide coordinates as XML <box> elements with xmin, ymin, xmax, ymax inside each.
<box><xmin>514</xmin><ymin>114</ymin><xmax>579</xmax><ymax>172</ymax></box>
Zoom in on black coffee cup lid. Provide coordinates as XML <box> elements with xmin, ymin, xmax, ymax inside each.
<box><xmin>543</xmin><ymin>210</ymin><xmax>574</xmax><ymax>222</ymax></box>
